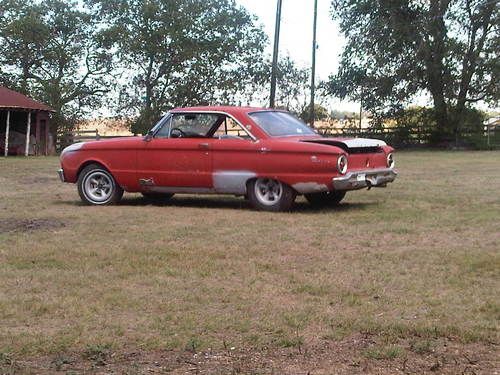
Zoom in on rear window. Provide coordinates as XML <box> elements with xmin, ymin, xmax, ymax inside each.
<box><xmin>249</xmin><ymin>111</ymin><xmax>316</xmax><ymax>137</ymax></box>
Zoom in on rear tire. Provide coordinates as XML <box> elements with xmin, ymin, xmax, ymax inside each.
<box><xmin>77</xmin><ymin>164</ymin><xmax>123</xmax><ymax>205</ymax></box>
<box><xmin>141</xmin><ymin>192</ymin><xmax>174</xmax><ymax>202</ymax></box>
<box><xmin>247</xmin><ymin>178</ymin><xmax>296</xmax><ymax>212</ymax></box>
<box><xmin>304</xmin><ymin>191</ymin><xmax>346</xmax><ymax>207</ymax></box>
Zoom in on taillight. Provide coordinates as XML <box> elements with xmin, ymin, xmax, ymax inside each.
<box><xmin>337</xmin><ymin>155</ymin><xmax>348</xmax><ymax>174</ymax></box>
<box><xmin>387</xmin><ymin>153</ymin><xmax>395</xmax><ymax>168</ymax></box>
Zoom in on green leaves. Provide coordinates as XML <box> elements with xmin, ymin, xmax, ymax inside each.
<box><xmin>328</xmin><ymin>0</ymin><xmax>499</xmax><ymax>136</ymax></box>
<box><xmin>89</xmin><ymin>0</ymin><xmax>267</xmax><ymax>134</ymax></box>
<box><xmin>0</xmin><ymin>0</ymin><xmax>114</xmax><ymax>134</ymax></box>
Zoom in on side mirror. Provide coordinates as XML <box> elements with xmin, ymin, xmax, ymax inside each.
<box><xmin>144</xmin><ymin>130</ymin><xmax>153</xmax><ymax>142</ymax></box>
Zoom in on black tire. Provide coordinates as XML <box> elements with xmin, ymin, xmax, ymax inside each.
<box><xmin>141</xmin><ymin>192</ymin><xmax>174</xmax><ymax>202</ymax></box>
<box><xmin>247</xmin><ymin>178</ymin><xmax>296</xmax><ymax>212</ymax></box>
<box><xmin>77</xmin><ymin>164</ymin><xmax>124</xmax><ymax>205</ymax></box>
<box><xmin>304</xmin><ymin>190</ymin><xmax>346</xmax><ymax>207</ymax></box>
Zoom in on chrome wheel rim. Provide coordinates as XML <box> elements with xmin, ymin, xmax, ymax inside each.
<box><xmin>83</xmin><ymin>170</ymin><xmax>114</xmax><ymax>203</ymax></box>
<box><xmin>254</xmin><ymin>178</ymin><xmax>283</xmax><ymax>206</ymax></box>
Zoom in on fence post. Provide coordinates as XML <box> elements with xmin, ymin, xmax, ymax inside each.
<box><xmin>487</xmin><ymin>123</ymin><xmax>490</xmax><ymax>148</ymax></box>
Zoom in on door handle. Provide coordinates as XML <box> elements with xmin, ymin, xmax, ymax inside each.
<box><xmin>260</xmin><ymin>147</ymin><xmax>271</xmax><ymax>153</ymax></box>
<box><xmin>198</xmin><ymin>143</ymin><xmax>210</xmax><ymax>150</ymax></box>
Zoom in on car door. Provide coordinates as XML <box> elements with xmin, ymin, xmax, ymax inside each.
<box><xmin>210</xmin><ymin>116</ymin><xmax>262</xmax><ymax>194</ymax></box>
<box><xmin>136</xmin><ymin>113</ymin><xmax>218</xmax><ymax>189</ymax></box>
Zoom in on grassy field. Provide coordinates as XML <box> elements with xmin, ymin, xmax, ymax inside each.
<box><xmin>0</xmin><ymin>151</ymin><xmax>499</xmax><ymax>374</ymax></box>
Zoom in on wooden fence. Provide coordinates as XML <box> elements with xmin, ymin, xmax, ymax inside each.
<box><xmin>316</xmin><ymin>125</ymin><xmax>500</xmax><ymax>149</ymax></box>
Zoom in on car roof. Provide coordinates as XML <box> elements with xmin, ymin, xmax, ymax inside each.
<box><xmin>170</xmin><ymin>106</ymin><xmax>268</xmax><ymax>116</ymax></box>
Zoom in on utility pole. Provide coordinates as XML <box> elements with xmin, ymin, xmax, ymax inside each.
<box><xmin>270</xmin><ymin>0</ymin><xmax>283</xmax><ymax>108</ymax></box>
<box><xmin>359</xmin><ymin>94</ymin><xmax>363</xmax><ymax>133</ymax></box>
<box><xmin>309</xmin><ymin>0</ymin><xmax>318</xmax><ymax>127</ymax></box>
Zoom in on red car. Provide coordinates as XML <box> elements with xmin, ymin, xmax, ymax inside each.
<box><xmin>58</xmin><ymin>106</ymin><xmax>397</xmax><ymax>211</ymax></box>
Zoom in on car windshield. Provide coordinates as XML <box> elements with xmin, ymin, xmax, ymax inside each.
<box><xmin>249</xmin><ymin>111</ymin><xmax>316</xmax><ymax>137</ymax></box>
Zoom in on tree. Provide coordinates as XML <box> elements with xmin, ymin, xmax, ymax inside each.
<box><xmin>273</xmin><ymin>56</ymin><xmax>310</xmax><ymax>114</ymax></box>
<box><xmin>300</xmin><ymin>103</ymin><xmax>329</xmax><ymax>123</ymax></box>
<box><xmin>327</xmin><ymin>0</ymin><xmax>499</xmax><ymax>141</ymax></box>
<box><xmin>259</xmin><ymin>55</ymin><xmax>328</xmax><ymax>123</ymax></box>
<box><xmin>88</xmin><ymin>0</ymin><xmax>267</xmax><ymax>134</ymax></box>
<box><xmin>0</xmin><ymin>0</ymin><xmax>114</xmax><ymax>134</ymax></box>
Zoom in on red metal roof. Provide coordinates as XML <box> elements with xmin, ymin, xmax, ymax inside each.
<box><xmin>0</xmin><ymin>86</ymin><xmax>54</xmax><ymax>112</ymax></box>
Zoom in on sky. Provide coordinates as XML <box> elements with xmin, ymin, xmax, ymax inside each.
<box><xmin>236</xmin><ymin>0</ymin><xmax>360</xmax><ymax>112</ymax></box>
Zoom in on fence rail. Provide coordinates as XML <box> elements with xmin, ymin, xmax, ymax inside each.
<box><xmin>56</xmin><ymin>129</ymin><xmax>136</xmax><ymax>152</ymax></box>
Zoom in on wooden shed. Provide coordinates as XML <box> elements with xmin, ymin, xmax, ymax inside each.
<box><xmin>0</xmin><ymin>86</ymin><xmax>55</xmax><ymax>156</ymax></box>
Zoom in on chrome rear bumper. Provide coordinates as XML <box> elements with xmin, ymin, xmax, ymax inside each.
<box><xmin>57</xmin><ymin>168</ymin><xmax>65</xmax><ymax>182</ymax></box>
<box><xmin>333</xmin><ymin>168</ymin><xmax>397</xmax><ymax>190</ymax></box>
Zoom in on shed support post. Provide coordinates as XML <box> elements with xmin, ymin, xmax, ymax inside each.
<box><xmin>45</xmin><ymin>119</ymin><xmax>49</xmax><ymax>155</ymax></box>
<box><xmin>25</xmin><ymin>111</ymin><xmax>31</xmax><ymax>156</ymax></box>
<box><xmin>4</xmin><ymin>111</ymin><xmax>10</xmax><ymax>157</ymax></box>
<box><xmin>35</xmin><ymin>113</ymin><xmax>41</xmax><ymax>156</ymax></box>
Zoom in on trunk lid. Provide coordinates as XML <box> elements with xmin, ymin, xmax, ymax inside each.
<box><xmin>300</xmin><ymin>137</ymin><xmax>388</xmax><ymax>171</ymax></box>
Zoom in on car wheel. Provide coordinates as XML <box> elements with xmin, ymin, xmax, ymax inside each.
<box><xmin>247</xmin><ymin>178</ymin><xmax>296</xmax><ymax>212</ymax></box>
<box><xmin>141</xmin><ymin>192</ymin><xmax>174</xmax><ymax>202</ymax></box>
<box><xmin>77</xmin><ymin>164</ymin><xmax>124</xmax><ymax>205</ymax></box>
<box><xmin>304</xmin><ymin>190</ymin><xmax>346</xmax><ymax>207</ymax></box>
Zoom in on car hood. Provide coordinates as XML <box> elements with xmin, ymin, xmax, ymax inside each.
<box><xmin>81</xmin><ymin>136</ymin><xmax>144</xmax><ymax>149</ymax></box>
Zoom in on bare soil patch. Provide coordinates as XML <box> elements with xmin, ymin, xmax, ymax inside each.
<box><xmin>6</xmin><ymin>336</ymin><xmax>499</xmax><ymax>374</ymax></box>
<box><xmin>0</xmin><ymin>218</ymin><xmax>65</xmax><ymax>233</ymax></box>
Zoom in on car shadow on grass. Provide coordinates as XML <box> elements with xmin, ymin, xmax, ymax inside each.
<box><xmin>55</xmin><ymin>196</ymin><xmax>378</xmax><ymax>212</ymax></box>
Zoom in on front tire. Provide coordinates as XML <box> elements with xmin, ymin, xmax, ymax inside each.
<box><xmin>247</xmin><ymin>178</ymin><xmax>296</xmax><ymax>212</ymax></box>
<box><xmin>304</xmin><ymin>190</ymin><xmax>346</xmax><ymax>207</ymax></box>
<box><xmin>77</xmin><ymin>164</ymin><xmax>123</xmax><ymax>205</ymax></box>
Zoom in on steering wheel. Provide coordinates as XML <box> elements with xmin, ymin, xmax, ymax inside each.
<box><xmin>170</xmin><ymin>127</ymin><xmax>186</xmax><ymax>138</ymax></box>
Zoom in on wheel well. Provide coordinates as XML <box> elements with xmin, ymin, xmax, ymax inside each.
<box><xmin>76</xmin><ymin>161</ymin><xmax>109</xmax><ymax>179</ymax></box>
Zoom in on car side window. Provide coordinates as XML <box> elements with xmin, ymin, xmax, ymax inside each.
<box><xmin>212</xmin><ymin>117</ymin><xmax>252</xmax><ymax>140</ymax></box>
<box><xmin>169</xmin><ymin>113</ymin><xmax>219</xmax><ymax>138</ymax></box>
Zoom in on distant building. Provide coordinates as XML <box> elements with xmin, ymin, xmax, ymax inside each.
<box><xmin>485</xmin><ymin>116</ymin><xmax>500</xmax><ymax>130</ymax></box>
<box><xmin>0</xmin><ymin>86</ymin><xmax>55</xmax><ymax>156</ymax></box>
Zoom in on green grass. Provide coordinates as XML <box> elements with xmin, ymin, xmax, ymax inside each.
<box><xmin>364</xmin><ymin>345</ymin><xmax>406</xmax><ymax>360</ymax></box>
<box><xmin>0</xmin><ymin>151</ymin><xmax>499</xmax><ymax>359</ymax></box>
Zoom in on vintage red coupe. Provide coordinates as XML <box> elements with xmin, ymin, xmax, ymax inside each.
<box><xmin>58</xmin><ymin>106</ymin><xmax>397</xmax><ymax>211</ymax></box>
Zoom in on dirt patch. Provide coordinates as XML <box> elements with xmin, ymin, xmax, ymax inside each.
<box><xmin>20</xmin><ymin>176</ymin><xmax>54</xmax><ymax>184</ymax></box>
<box><xmin>0</xmin><ymin>218</ymin><xmax>65</xmax><ymax>233</ymax></box>
<box><xmin>7</xmin><ymin>337</ymin><xmax>499</xmax><ymax>375</ymax></box>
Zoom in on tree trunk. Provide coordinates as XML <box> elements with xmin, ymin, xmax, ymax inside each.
<box><xmin>425</xmin><ymin>1</ymin><xmax>451</xmax><ymax>143</ymax></box>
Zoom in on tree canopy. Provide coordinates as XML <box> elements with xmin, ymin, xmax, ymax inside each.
<box><xmin>328</xmin><ymin>0</ymin><xmax>499</xmax><ymax>139</ymax></box>
<box><xmin>0</xmin><ymin>0</ymin><xmax>113</xmax><ymax>133</ymax></box>
<box><xmin>88</xmin><ymin>0</ymin><xmax>267</xmax><ymax>134</ymax></box>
